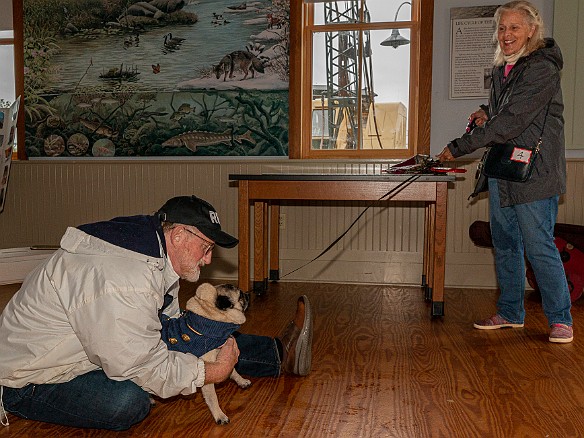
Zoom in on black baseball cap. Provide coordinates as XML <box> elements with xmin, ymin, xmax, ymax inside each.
<box><xmin>157</xmin><ymin>195</ymin><xmax>238</xmax><ymax>248</ymax></box>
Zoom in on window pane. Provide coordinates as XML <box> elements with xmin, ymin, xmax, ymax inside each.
<box><xmin>313</xmin><ymin>0</ymin><xmax>412</xmax><ymax>26</ymax></box>
<box><xmin>366</xmin><ymin>0</ymin><xmax>412</xmax><ymax>23</ymax></box>
<box><xmin>0</xmin><ymin>0</ymin><xmax>13</xmax><ymax>31</ymax></box>
<box><xmin>0</xmin><ymin>45</ymin><xmax>15</xmax><ymax>105</ymax></box>
<box><xmin>364</xmin><ymin>29</ymin><xmax>410</xmax><ymax>149</ymax></box>
<box><xmin>311</xmin><ymin>28</ymin><xmax>410</xmax><ymax>150</ymax></box>
<box><xmin>314</xmin><ymin>2</ymin><xmax>360</xmax><ymax>26</ymax></box>
<box><xmin>312</xmin><ymin>30</ymin><xmax>360</xmax><ymax>149</ymax></box>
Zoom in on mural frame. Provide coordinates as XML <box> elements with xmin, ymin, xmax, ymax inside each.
<box><xmin>22</xmin><ymin>0</ymin><xmax>290</xmax><ymax>158</ymax></box>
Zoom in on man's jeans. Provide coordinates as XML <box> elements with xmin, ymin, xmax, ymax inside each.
<box><xmin>488</xmin><ymin>178</ymin><xmax>572</xmax><ymax>326</ymax></box>
<box><xmin>233</xmin><ymin>332</ymin><xmax>282</xmax><ymax>377</ymax></box>
<box><xmin>2</xmin><ymin>370</ymin><xmax>151</xmax><ymax>430</ymax></box>
<box><xmin>2</xmin><ymin>333</ymin><xmax>280</xmax><ymax>430</ymax></box>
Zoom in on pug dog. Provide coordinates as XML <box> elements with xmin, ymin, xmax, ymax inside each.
<box><xmin>185</xmin><ymin>283</ymin><xmax>251</xmax><ymax>425</ymax></box>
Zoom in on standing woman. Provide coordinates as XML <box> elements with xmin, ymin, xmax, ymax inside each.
<box><xmin>437</xmin><ymin>1</ymin><xmax>573</xmax><ymax>342</ymax></box>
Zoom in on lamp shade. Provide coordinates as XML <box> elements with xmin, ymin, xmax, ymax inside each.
<box><xmin>380</xmin><ymin>29</ymin><xmax>410</xmax><ymax>48</ymax></box>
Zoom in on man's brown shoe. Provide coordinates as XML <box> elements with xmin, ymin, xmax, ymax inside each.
<box><xmin>279</xmin><ymin>295</ymin><xmax>313</xmax><ymax>376</ymax></box>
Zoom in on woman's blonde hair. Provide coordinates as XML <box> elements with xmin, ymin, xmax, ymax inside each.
<box><xmin>493</xmin><ymin>1</ymin><xmax>545</xmax><ymax>66</ymax></box>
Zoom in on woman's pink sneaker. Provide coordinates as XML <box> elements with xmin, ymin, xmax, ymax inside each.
<box><xmin>473</xmin><ymin>314</ymin><xmax>524</xmax><ymax>330</ymax></box>
<box><xmin>549</xmin><ymin>323</ymin><xmax>573</xmax><ymax>343</ymax></box>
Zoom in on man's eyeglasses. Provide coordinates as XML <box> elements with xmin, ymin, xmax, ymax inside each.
<box><xmin>183</xmin><ymin>228</ymin><xmax>215</xmax><ymax>256</ymax></box>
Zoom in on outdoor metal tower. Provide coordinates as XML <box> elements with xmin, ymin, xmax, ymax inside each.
<box><xmin>320</xmin><ymin>1</ymin><xmax>372</xmax><ymax>149</ymax></box>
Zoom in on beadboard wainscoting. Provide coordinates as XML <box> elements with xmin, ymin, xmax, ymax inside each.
<box><xmin>0</xmin><ymin>159</ymin><xmax>582</xmax><ymax>287</ymax></box>
<box><xmin>0</xmin><ymin>247</ymin><xmax>57</xmax><ymax>285</ymax></box>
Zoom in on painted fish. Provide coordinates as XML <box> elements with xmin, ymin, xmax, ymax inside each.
<box><xmin>79</xmin><ymin>118</ymin><xmax>118</xmax><ymax>138</ymax></box>
<box><xmin>162</xmin><ymin>130</ymin><xmax>255</xmax><ymax>152</ymax></box>
<box><xmin>177</xmin><ymin>103</ymin><xmax>192</xmax><ymax>114</ymax></box>
<box><xmin>100</xmin><ymin>98</ymin><xmax>119</xmax><ymax>105</ymax></box>
<box><xmin>169</xmin><ymin>104</ymin><xmax>193</xmax><ymax>122</ymax></box>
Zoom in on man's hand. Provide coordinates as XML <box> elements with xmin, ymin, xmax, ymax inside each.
<box><xmin>203</xmin><ymin>337</ymin><xmax>239</xmax><ymax>384</ymax></box>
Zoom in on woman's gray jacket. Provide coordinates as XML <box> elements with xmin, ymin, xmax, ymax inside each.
<box><xmin>447</xmin><ymin>38</ymin><xmax>566</xmax><ymax>207</ymax></box>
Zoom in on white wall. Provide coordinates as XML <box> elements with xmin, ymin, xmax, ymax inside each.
<box><xmin>0</xmin><ymin>0</ymin><xmax>15</xmax><ymax>103</ymax></box>
<box><xmin>430</xmin><ymin>0</ymin><xmax>555</xmax><ymax>158</ymax></box>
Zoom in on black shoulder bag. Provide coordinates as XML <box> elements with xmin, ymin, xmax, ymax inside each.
<box><xmin>481</xmin><ymin>104</ymin><xmax>550</xmax><ymax>182</ymax></box>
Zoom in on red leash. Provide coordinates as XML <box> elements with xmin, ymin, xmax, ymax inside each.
<box><xmin>429</xmin><ymin>167</ymin><xmax>467</xmax><ymax>174</ymax></box>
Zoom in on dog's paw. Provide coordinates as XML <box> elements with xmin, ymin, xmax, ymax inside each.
<box><xmin>215</xmin><ymin>414</ymin><xmax>230</xmax><ymax>425</ymax></box>
<box><xmin>238</xmin><ymin>378</ymin><xmax>252</xmax><ymax>389</ymax></box>
<box><xmin>231</xmin><ymin>371</ymin><xmax>252</xmax><ymax>389</ymax></box>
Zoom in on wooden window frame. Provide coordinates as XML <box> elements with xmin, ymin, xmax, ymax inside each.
<box><xmin>7</xmin><ymin>0</ymin><xmax>24</xmax><ymax>160</ymax></box>
<box><xmin>288</xmin><ymin>0</ymin><xmax>433</xmax><ymax>159</ymax></box>
<box><xmin>1</xmin><ymin>0</ymin><xmax>21</xmax><ymax>160</ymax></box>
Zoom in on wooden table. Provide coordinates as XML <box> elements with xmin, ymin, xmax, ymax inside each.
<box><xmin>229</xmin><ymin>173</ymin><xmax>454</xmax><ymax>317</ymax></box>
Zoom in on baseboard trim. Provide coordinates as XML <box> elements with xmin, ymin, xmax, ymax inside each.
<box><xmin>0</xmin><ymin>246</ymin><xmax>502</xmax><ymax>288</ymax></box>
<box><xmin>0</xmin><ymin>247</ymin><xmax>56</xmax><ymax>285</ymax></box>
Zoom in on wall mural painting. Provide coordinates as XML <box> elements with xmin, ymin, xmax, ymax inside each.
<box><xmin>23</xmin><ymin>0</ymin><xmax>290</xmax><ymax>157</ymax></box>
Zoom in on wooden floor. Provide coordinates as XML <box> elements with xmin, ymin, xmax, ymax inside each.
<box><xmin>1</xmin><ymin>281</ymin><xmax>584</xmax><ymax>437</ymax></box>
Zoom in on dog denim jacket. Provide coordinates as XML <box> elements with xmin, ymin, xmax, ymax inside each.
<box><xmin>160</xmin><ymin>310</ymin><xmax>240</xmax><ymax>357</ymax></box>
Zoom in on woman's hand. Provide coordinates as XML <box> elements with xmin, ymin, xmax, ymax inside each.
<box><xmin>436</xmin><ymin>146</ymin><xmax>455</xmax><ymax>162</ymax></box>
<box><xmin>203</xmin><ymin>337</ymin><xmax>239</xmax><ymax>384</ymax></box>
<box><xmin>437</xmin><ymin>107</ymin><xmax>488</xmax><ymax>163</ymax></box>
<box><xmin>469</xmin><ymin>108</ymin><xmax>488</xmax><ymax>127</ymax></box>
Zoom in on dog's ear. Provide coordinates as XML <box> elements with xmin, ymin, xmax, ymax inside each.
<box><xmin>195</xmin><ymin>283</ymin><xmax>218</xmax><ymax>302</ymax></box>
<box><xmin>215</xmin><ymin>294</ymin><xmax>234</xmax><ymax>311</ymax></box>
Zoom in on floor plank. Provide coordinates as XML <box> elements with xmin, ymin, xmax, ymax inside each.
<box><xmin>1</xmin><ymin>281</ymin><xmax>583</xmax><ymax>437</ymax></box>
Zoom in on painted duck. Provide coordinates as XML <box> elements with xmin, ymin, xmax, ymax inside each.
<box><xmin>164</xmin><ymin>32</ymin><xmax>185</xmax><ymax>48</ymax></box>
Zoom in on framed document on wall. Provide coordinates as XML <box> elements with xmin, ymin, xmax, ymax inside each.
<box><xmin>449</xmin><ymin>5</ymin><xmax>499</xmax><ymax>100</ymax></box>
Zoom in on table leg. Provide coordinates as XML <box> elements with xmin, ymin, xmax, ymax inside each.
<box><xmin>431</xmin><ymin>182</ymin><xmax>448</xmax><ymax>317</ymax></box>
<box><xmin>238</xmin><ymin>181</ymin><xmax>251</xmax><ymax>293</ymax></box>
<box><xmin>253</xmin><ymin>201</ymin><xmax>267</xmax><ymax>294</ymax></box>
<box><xmin>269</xmin><ymin>203</ymin><xmax>280</xmax><ymax>281</ymax></box>
<box><xmin>263</xmin><ymin>201</ymin><xmax>269</xmax><ymax>289</ymax></box>
<box><xmin>422</xmin><ymin>205</ymin><xmax>430</xmax><ymax>292</ymax></box>
<box><xmin>425</xmin><ymin>202</ymin><xmax>436</xmax><ymax>302</ymax></box>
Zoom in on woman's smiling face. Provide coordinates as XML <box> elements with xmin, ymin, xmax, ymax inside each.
<box><xmin>497</xmin><ymin>10</ymin><xmax>535</xmax><ymax>56</ymax></box>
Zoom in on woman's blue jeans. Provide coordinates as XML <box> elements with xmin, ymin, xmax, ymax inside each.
<box><xmin>488</xmin><ymin>178</ymin><xmax>572</xmax><ymax>326</ymax></box>
<box><xmin>2</xmin><ymin>333</ymin><xmax>280</xmax><ymax>429</ymax></box>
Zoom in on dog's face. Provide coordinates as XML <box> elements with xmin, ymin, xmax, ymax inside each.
<box><xmin>214</xmin><ymin>283</ymin><xmax>250</xmax><ymax>314</ymax></box>
<box><xmin>186</xmin><ymin>283</ymin><xmax>249</xmax><ymax>325</ymax></box>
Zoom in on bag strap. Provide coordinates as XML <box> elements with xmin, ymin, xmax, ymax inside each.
<box><xmin>534</xmin><ymin>102</ymin><xmax>551</xmax><ymax>153</ymax></box>
<box><xmin>538</xmin><ymin>100</ymin><xmax>551</xmax><ymax>134</ymax></box>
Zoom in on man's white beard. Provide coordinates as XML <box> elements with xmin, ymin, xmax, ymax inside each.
<box><xmin>183</xmin><ymin>264</ymin><xmax>201</xmax><ymax>283</ymax></box>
